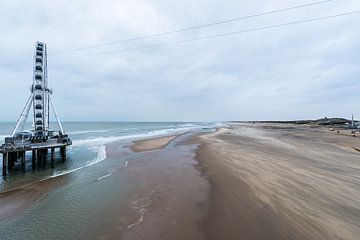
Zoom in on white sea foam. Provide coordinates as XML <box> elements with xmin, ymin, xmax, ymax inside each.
<box><xmin>86</xmin><ymin>145</ymin><xmax>107</xmax><ymax>166</ymax></box>
<box><xmin>47</xmin><ymin>145</ymin><xmax>108</xmax><ymax>179</ymax></box>
<box><xmin>128</xmin><ymin>191</ymin><xmax>154</xmax><ymax>229</ymax></box>
<box><xmin>97</xmin><ymin>173</ymin><xmax>112</xmax><ymax>181</ymax></box>
<box><xmin>48</xmin><ymin>124</ymin><xmax>207</xmax><ymax>179</ymax></box>
<box><xmin>179</xmin><ymin>123</ymin><xmax>197</xmax><ymax>127</ymax></box>
<box><xmin>46</xmin><ymin>166</ymin><xmax>84</xmax><ymax>179</ymax></box>
<box><xmin>68</xmin><ymin>130</ymin><xmax>108</xmax><ymax>135</ymax></box>
<box><xmin>120</xmin><ymin>128</ymin><xmax>138</xmax><ymax>131</ymax></box>
<box><xmin>71</xmin><ymin>126</ymin><xmax>199</xmax><ymax>148</ymax></box>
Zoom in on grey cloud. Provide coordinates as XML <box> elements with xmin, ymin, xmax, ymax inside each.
<box><xmin>0</xmin><ymin>0</ymin><xmax>359</xmax><ymax>121</ymax></box>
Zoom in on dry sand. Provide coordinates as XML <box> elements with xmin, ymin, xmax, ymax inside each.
<box><xmin>197</xmin><ymin>123</ymin><xmax>360</xmax><ymax>240</ymax></box>
<box><xmin>1</xmin><ymin>124</ymin><xmax>359</xmax><ymax>240</ymax></box>
<box><xmin>130</xmin><ymin>135</ymin><xmax>178</xmax><ymax>152</ymax></box>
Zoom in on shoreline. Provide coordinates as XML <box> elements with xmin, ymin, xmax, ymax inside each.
<box><xmin>97</xmin><ymin>131</ymin><xmax>209</xmax><ymax>239</ymax></box>
<box><xmin>1</xmin><ymin>123</ymin><xmax>359</xmax><ymax>239</ymax></box>
<box><xmin>0</xmin><ymin>132</ymin><xmax>187</xmax><ymax>224</ymax></box>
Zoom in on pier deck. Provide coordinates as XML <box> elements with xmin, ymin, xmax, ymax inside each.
<box><xmin>1</xmin><ymin>140</ymin><xmax>70</xmax><ymax>153</ymax></box>
<box><xmin>1</xmin><ymin>138</ymin><xmax>72</xmax><ymax>176</ymax></box>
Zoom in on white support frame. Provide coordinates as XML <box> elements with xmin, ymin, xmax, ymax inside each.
<box><xmin>11</xmin><ymin>93</ymin><xmax>34</xmax><ymax>137</ymax></box>
<box><xmin>9</xmin><ymin>41</ymin><xmax>68</xmax><ymax>139</ymax></box>
<box><xmin>49</xmin><ymin>96</ymin><xmax>65</xmax><ymax>135</ymax></box>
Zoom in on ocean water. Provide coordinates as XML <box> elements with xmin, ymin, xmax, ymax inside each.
<box><xmin>0</xmin><ymin>122</ymin><xmax>221</xmax><ymax>240</ymax></box>
<box><xmin>0</xmin><ymin>122</ymin><xmax>220</xmax><ymax>190</ymax></box>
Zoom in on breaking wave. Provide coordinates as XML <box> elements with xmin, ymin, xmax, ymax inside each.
<box><xmin>68</xmin><ymin>130</ymin><xmax>109</xmax><ymax>135</ymax></box>
<box><xmin>49</xmin><ymin>124</ymin><xmax>206</xmax><ymax>178</ymax></box>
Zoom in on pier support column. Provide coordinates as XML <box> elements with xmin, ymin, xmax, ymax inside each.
<box><xmin>37</xmin><ymin>150</ymin><xmax>42</xmax><ymax>167</ymax></box>
<box><xmin>11</xmin><ymin>153</ymin><xmax>15</xmax><ymax>168</ymax></box>
<box><xmin>60</xmin><ymin>147</ymin><xmax>66</xmax><ymax>162</ymax></box>
<box><xmin>8</xmin><ymin>153</ymin><xmax>14</xmax><ymax>170</ymax></box>
<box><xmin>32</xmin><ymin>150</ymin><xmax>36</xmax><ymax>170</ymax></box>
<box><xmin>51</xmin><ymin>148</ymin><xmax>55</xmax><ymax>168</ymax></box>
<box><xmin>42</xmin><ymin>150</ymin><xmax>47</xmax><ymax>167</ymax></box>
<box><xmin>12</xmin><ymin>153</ymin><xmax>16</xmax><ymax>166</ymax></box>
<box><xmin>21</xmin><ymin>151</ymin><xmax>25</xmax><ymax>173</ymax></box>
<box><xmin>2</xmin><ymin>153</ymin><xmax>8</xmax><ymax>176</ymax></box>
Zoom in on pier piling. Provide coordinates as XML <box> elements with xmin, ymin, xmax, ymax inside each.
<box><xmin>60</xmin><ymin>147</ymin><xmax>66</xmax><ymax>162</ymax></box>
<box><xmin>32</xmin><ymin>150</ymin><xmax>36</xmax><ymax>169</ymax></box>
<box><xmin>37</xmin><ymin>150</ymin><xmax>42</xmax><ymax>167</ymax></box>
<box><xmin>21</xmin><ymin>151</ymin><xmax>25</xmax><ymax>173</ymax></box>
<box><xmin>8</xmin><ymin>153</ymin><xmax>14</xmax><ymax>170</ymax></box>
<box><xmin>51</xmin><ymin>148</ymin><xmax>55</xmax><ymax>168</ymax></box>
<box><xmin>2</xmin><ymin>153</ymin><xmax>7</xmax><ymax>176</ymax></box>
<box><xmin>42</xmin><ymin>150</ymin><xmax>47</xmax><ymax>167</ymax></box>
<box><xmin>2</xmin><ymin>146</ymin><xmax>71</xmax><ymax>175</ymax></box>
<box><xmin>11</xmin><ymin>153</ymin><xmax>16</xmax><ymax>168</ymax></box>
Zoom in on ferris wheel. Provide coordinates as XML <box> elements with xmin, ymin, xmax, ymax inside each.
<box><xmin>11</xmin><ymin>42</ymin><xmax>65</xmax><ymax>138</ymax></box>
<box><xmin>32</xmin><ymin>42</ymin><xmax>49</xmax><ymax>136</ymax></box>
<box><xmin>1</xmin><ymin>41</ymin><xmax>71</xmax><ymax>176</ymax></box>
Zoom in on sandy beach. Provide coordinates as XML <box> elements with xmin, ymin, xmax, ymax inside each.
<box><xmin>99</xmin><ymin>133</ymin><xmax>209</xmax><ymax>240</ymax></box>
<box><xmin>130</xmin><ymin>135</ymin><xmax>179</xmax><ymax>152</ymax></box>
<box><xmin>0</xmin><ymin>123</ymin><xmax>359</xmax><ymax>239</ymax></box>
<box><xmin>125</xmin><ymin>123</ymin><xmax>360</xmax><ymax>239</ymax></box>
<box><xmin>197</xmin><ymin>124</ymin><xmax>360</xmax><ymax>240</ymax></box>
<box><xmin>1</xmin><ymin>0</ymin><xmax>359</xmax><ymax>238</ymax></box>
<box><xmin>103</xmin><ymin>123</ymin><xmax>360</xmax><ymax>239</ymax></box>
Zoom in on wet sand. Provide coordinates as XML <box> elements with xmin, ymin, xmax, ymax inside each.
<box><xmin>0</xmin><ymin>133</ymin><xmax>208</xmax><ymax>239</ymax></box>
<box><xmin>100</xmin><ymin>124</ymin><xmax>360</xmax><ymax>239</ymax></box>
<box><xmin>0</xmin><ymin>175</ymin><xmax>68</xmax><ymax>221</ymax></box>
<box><xmin>1</xmin><ymin>124</ymin><xmax>359</xmax><ymax>240</ymax></box>
<box><xmin>96</xmin><ymin>133</ymin><xmax>209</xmax><ymax>240</ymax></box>
<box><xmin>0</xmin><ymin>134</ymin><xmax>180</xmax><ymax>224</ymax></box>
<box><xmin>197</xmin><ymin>123</ymin><xmax>360</xmax><ymax>240</ymax></box>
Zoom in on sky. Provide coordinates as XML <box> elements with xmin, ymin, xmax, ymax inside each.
<box><xmin>0</xmin><ymin>0</ymin><xmax>359</xmax><ymax>122</ymax></box>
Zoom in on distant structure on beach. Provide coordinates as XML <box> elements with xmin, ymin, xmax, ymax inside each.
<box><xmin>0</xmin><ymin>41</ymin><xmax>72</xmax><ymax>176</ymax></box>
<box><xmin>346</xmin><ymin>115</ymin><xmax>360</xmax><ymax>129</ymax></box>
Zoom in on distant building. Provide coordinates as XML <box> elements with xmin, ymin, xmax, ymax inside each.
<box><xmin>346</xmin><ymin>115</ymin><xmax>360</xmax><ymax>129</ymax></box>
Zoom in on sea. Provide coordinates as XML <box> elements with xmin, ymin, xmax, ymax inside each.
<box><xmin>0</xmin><ymin>122</ymin><xmax>223</xmax><ymax>239</ymax></box>
<box><xmin>0</xmin><ymin>122</ymin><xmax>221</xmax><ymax>191</ymax></box>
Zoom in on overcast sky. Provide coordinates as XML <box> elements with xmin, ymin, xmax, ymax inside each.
<box><xmin>0</xmin><ymin>0</ymin><xmax>359</xmax><ymax>122</ymax></box>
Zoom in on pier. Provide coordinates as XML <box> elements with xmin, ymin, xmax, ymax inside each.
<box><xmin>1</xmin><ymin>136</ymin><xmax>71</xmax><ymax>176</ymax></box>
<box><xmin>1</xmin><ymin>41</ymin><xmax>72</xmax><ymax>176</ymax></box>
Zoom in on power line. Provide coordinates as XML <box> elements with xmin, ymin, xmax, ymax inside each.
<box><xmin>0</xmin><ymin>0</ymin><xmax>336</xmax><ymax>67</ymax></box>
<box><xmin>51</xmin><ymin>11</ymin><xmax>360</xmax><ymax>62</ymax></box>
<box><xmin>52</xmin><ymin>0</ymin><xmax>334</xmax><ymax>54</ymax></box>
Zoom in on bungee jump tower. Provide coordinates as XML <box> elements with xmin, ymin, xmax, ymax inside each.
<box><xmin>0</xmin><ymin>41</ymin><xmax>72</xmax><ymax>176</ymax></box>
